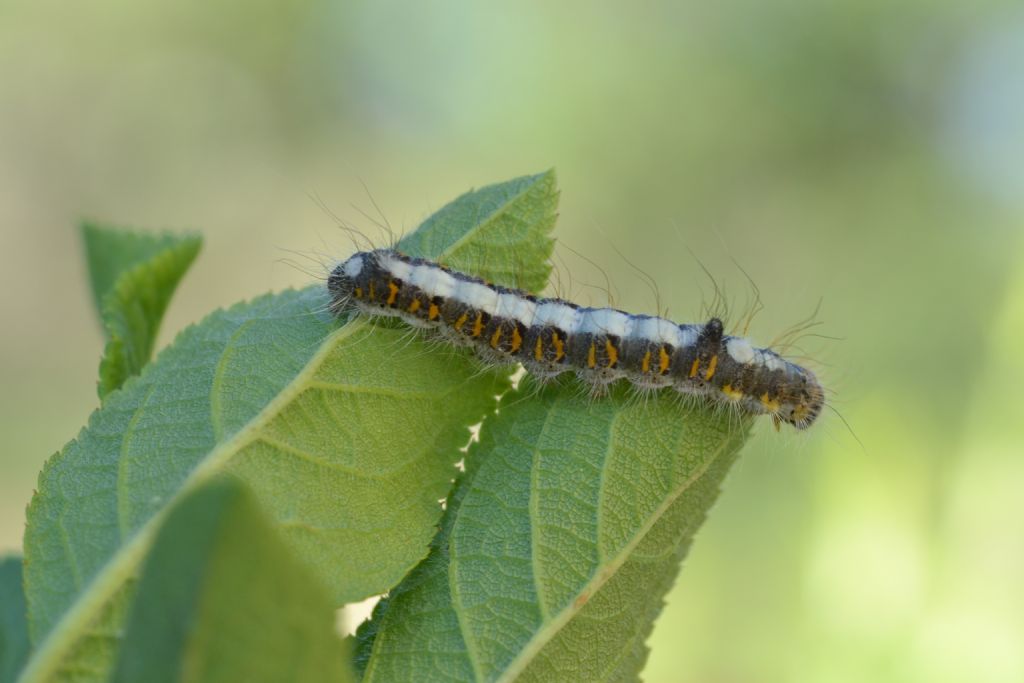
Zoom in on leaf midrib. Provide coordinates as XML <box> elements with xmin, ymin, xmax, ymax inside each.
<box><xmin>116</xmin><ymin>381</ymin><xmax>160</xmax><ymax>541</ymax></box>
<box><xmin>492</xmin><ymin>425</ymin><xmax>741</xmax><ymax>683</ymax></box>
<box><xmin>447</xmin><ymin>401</ymin><xmax>567</xmax><ymax>683</ymax></box>
<box><xmin>17</xmin><ymin>318</ymin><xmax>372</xmax><ymax>683</ymax></box>
<box><xmin>436</xmin><ymin>183</ymin><xmax>538</xmax><ymax>269</ymax></box>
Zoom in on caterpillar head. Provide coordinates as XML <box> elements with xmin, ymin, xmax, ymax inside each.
<box><xmin>328</xmin><ymin>253</ymin><xmax>367</xmax><ymax>315</ymax></box>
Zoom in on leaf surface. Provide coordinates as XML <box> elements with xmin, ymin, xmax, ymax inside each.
<box><xmin>20</xmin><ymin>171</ymin><xmax>558</xmax><ymax>683</ymax></box>
<box><xmin>396</xmin><ymin>171</ymin><xmax>558</xmax><ymax>293</ymax></box>
<box><xmin>356</xmin><ymin>379</ymin><xmax>751</xmax><ymax>682</ymax></box>
<box><xmin>0</xmin><ymin>557</ymin><xmax>29</xmax><ymax>683</ymax></box>
<box><xmin>81</xmin><ymin>223</ymin><xmax>202</xmax><ymax>397</ymax></box>
<box><xmin>110</xmin><ymin>478</ymin><xmax>351</xmax><ymax>683</ymax></box>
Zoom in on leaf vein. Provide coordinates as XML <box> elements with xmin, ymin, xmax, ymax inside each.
<box><xmin>116</xmin><ymin>382</ymin><xmax>159</xmax><ymax>541</ymax></box>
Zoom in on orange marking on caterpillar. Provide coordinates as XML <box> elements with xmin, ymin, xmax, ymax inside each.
<box><xmin>705</xmin><ymin>354</ymin><xmax>718</xmax><ymax>380</ymax></box>
<box><xmin>641</xmin><ymin>350</ymin><xmax>652</xmax><ymax>374</ymax></box>
<box><xmin>407</xmin><ymin>298</ymin><xmax>422</xmax><ymax>313</ymax></box>
<box><xmin>471</xmin><ymin>312</ymin><xmax>485</xmax><ymax>338</ymax></box>
<box><xmin>721</xmin><ymin>383</ymin><xmax>743</xmax><ymax>401</ymax></box>
<box><xmin>510</xmin><ymin>325</ymin><xmax>523</xmax><ymax>353</ymax></box>
<box><xmin>490</xmin><ymin>327</ymin><xmax>503</xmax><ymax>349</ymax></box>
<box><xmin>454</xmin><ymin>312</ymin><xmax>469</xmax><ymax>331</ymax></box>
<box><xmin>534</xmin><ymin>336</ymin><xmax>544</xmax><ymax>361</ymax></box>
<box><xmin>386</xmin><ymin>281</ymin><xmax>400</xmax><ymax>306</ymax></box>
<box><xmin>760</xmin><ymin>392</ymin><xmax>780</xmax><ymax>412</ymax></box>
<box><xmin>605</xmin><ymin>339</ymin><xmax>618</xmax><ymax>368</ymax></box>
<box><xmin>659</xmin><ymin>347</ymin><xmax>671</xmax><ymax>374</ymax></box>
<box><xmin>688</xmin><ymin>358</ymin><xmax>700</xmax><ymax>378</ymax></box>
<box><xmin>587</xmin><ymin>342</ymin><xmax>597</xmax><ymax>369</ymax></box>
<box><xmin>551</xmin><ymin>331</ymin><xmax>565</xmax><ymax>362</ymax></box>
<box><xmin>427</xmin><ymin>302</ymin><xmax>440</xmax><ymax>320</ymax></box>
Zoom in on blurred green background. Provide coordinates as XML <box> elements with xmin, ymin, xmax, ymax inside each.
<box><xmin>2</xmin><ymin>1</ymin><xmax>1023</xmax><ymax>681</ymax></box>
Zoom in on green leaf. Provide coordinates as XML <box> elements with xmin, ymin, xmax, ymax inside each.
<box><xmin>0</xmin><ymin>557</ymin><xmax>30</xmax><ymax>683</ymax></box>
<box><xmin>20</xmin><ymin>171</ymin><xmax>558</xmax><ymax>683</ymax></box>
<box><xmin>397</xmin><ymin>170</ymin><xmax>558</xmax><ymax>293</ymax></box>
<box><xmin>110</xmin><ymin>478</ymin><xmax>351</xmax><ymax>683</ymax></box>
<box><xmin>356</xmin><ymin>378</ymin><xmax>752</xmax><ymax>682</ymax></box>
<box><xmin>81</xmin><ymin>222</ymin><xmax>202</xmax><ymax>398</ymax></box>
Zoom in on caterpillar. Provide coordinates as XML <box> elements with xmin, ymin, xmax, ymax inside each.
<box><xmin>327</xmin><ymin>248</ymin><xmax>824</xmax><ymax>429</ymax></box>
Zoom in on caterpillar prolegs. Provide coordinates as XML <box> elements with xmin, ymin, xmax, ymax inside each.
<box><xmin>328</xmin><ymin>249</ymin><xmax>824</xmax><ymax>429</ymax></box>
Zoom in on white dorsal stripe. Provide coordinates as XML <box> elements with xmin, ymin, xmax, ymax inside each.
<box><xmin>374</xmin><ymin>254</ymin><xmax>705</xmax><ymax>349</ymax></box>
<box><xmin>381</xmin><ymin>253</ymin><xmax>412</xmax><ymax>281</ymax></box>
<box><xmin>370</xmin><ymin>252</ymin><xmax>739</xmax><ymax>358</ymax></box>
<box><xmin>676</xmin><ymin>325</ymin><xmax>698</xmax><ymax>348</ymax></box>
<box><xmin>632</xmin><ymin>316</ymin><xmax>661</xmax><ymax>344</ymax></box>
<box><xmin>534</xmin><ymin>302</ymin><xmax>580</xmax><ymax>331</ymax></box>
<box><xmin>457</xmin><ymin>280</ymin><xmax>499</xmax><ymax>313</ymax></box>
<box><xmin>579</xmin><ymin>308</ymin><xmax>632</xmax><ymax>338</ymax></box>
<box><xmin>411</xmin><ymin>263</ymin><xmax>457</xmax><ymax>299</ymax></box>
<box><xmin>726</xmin><ymin>337</ymin><xmax>756</xmax><ymax>364</ymax></box>
<box><xmin>757</xmin><ymin>350</ymin><xmax>786</xmax><ymax>371</ymax></box>
<box><xmin>496</xmin><ymin>292</ymin><xmax>536</xmax><ymax>326</ymax></box>
<box><xmin>634</xmin><ymin>316</ymin><xmax>691</xmax><ymax>348</ymax></box>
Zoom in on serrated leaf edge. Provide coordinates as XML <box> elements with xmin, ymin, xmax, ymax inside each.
<box><xmin>97</xmin><ymin>235</ymin><xmax>201</xmax><ymax>398</ymax></box>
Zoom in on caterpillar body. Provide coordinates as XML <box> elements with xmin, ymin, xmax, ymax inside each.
<box><xmin>328</xmin><ymin>249</ymin><xmax>824</xmax><ymax>430</ymax></box>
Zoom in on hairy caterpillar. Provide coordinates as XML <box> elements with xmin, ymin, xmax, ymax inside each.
<box><xmin>327</xmin><ymin>248</ymin><xmax>824</xmax><ymax>429</ymax></box>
